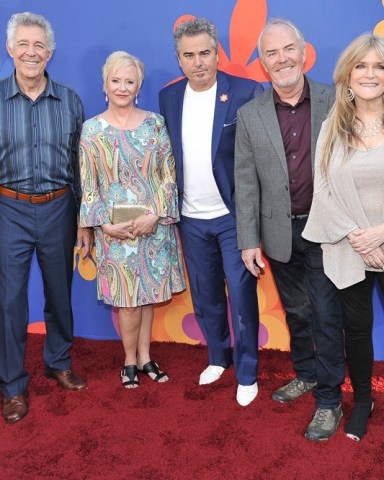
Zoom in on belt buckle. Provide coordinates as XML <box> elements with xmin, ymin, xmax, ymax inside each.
<box><xmin>29</xmin><ymin>195</ymin><xmax>41</xmax><ymax>203</ymax></box>
<box><xmin>292</xmin><ymin>213</ymin><xmax>308</xmax><ymax>220</ymax></box>
<box><xmin>30</xmin><ymin>192</ymin><xmax>56</xmax><ymax>203</ymax></box>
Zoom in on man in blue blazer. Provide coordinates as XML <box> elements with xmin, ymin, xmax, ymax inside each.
<box><xmin>159</xmin><ymin>17</ymin><xmax>263</xmax><ymax>406</ymax></box>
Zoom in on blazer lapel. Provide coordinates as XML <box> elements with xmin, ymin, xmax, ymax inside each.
<box><xmin>212</xmin><ymin>72</ymin><xmax>231</xmax><ymax>164</ymax></box>
<box><xmin>259</xmin><ymin>90</ymin><xmax>289</xmax><ymax>177</ymax></box>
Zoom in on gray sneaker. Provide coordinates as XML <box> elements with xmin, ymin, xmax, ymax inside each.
<box><xmin>305</xmin><ymin>404</ymin><xmax>343</xmax><ymax>441</ymax></box>
<box><xmin>271</xmin><ymin>377</ymin><xmax>317</xmax><ymax>402</ymax></box>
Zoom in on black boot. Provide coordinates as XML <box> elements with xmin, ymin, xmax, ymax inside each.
<box><xmin>344</xmin><ymin>400</ymin><xmax>374</xmax><ymax>441</ymax></box>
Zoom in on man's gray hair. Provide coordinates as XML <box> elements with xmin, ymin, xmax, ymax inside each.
<box><xmin>174</xmin><ymin>17</ymin><xmax>218</xmax><ymax>54</ymax></box>
<box><xmin>258</xmin><ymin>18</ymin><xmax>305</xmax><ymax>62</ymax></box>
<box><xmin>7</xmin><ymin>12</ymin><xmax>55</xmax><ymax>52</ymax></box>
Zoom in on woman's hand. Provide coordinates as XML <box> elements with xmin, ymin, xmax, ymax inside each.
<box><xmin>348</xmin><ymin>225</ymin><xmax>384</xmax><ymax>254</ymax></box>
<box><xmin>131</xmin><ymin>213</ymin><xmax>159</xmax><ymax>237</ymax></box>
<box><xmin>360</xmin><ymin>247</ymin><xmax>384</xmax><ymax>270</ymax></box>
<box><xmin>102</xmin><ymin>222</ymin><xmax>135</xmax><ymax>240</ymax></box>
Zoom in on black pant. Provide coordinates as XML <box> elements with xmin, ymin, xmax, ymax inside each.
<box><xmin>338</xmin><ymin>272</ymin><xmax>384</xmax><ymax>403</ymax></box>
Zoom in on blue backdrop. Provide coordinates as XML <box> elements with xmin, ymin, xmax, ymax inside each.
<box><xmin>1</xmin><ymin>0</ymin><xmax>383</xmax><ymax>357</ymax></box>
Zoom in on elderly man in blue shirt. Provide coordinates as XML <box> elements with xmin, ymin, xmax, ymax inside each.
<box><xmin>0</xmin><ymin>12</ymin><xmax>93</xmax><ymax>424</ymax></box>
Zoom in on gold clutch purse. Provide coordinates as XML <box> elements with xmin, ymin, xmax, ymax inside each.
<box><xmin>111</xmin><ymin>205</ymin><xmax>149</xmax><ymax>224</ymax></box>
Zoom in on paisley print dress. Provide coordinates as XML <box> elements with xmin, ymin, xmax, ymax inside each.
<box><xmin>79</xmin><ymin>112</ymin><xmax>185</xmax><ymax>307</ymax></box>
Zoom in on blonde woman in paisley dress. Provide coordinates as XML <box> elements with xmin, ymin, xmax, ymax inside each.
<box><xmin>79</xmin><ymin>51</ymin><xmax>185</xmax><ymax>388</ymax></box>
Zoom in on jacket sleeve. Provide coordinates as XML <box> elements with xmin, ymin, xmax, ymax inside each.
<box><xmin>303</xmin><ymin>122</ymin><xmax>359</xmax><ymax>244</ymax></box>
<box><xmin>234</xmin><ymin>107</ymin><xmax>261</xmax><ymax>249</ymax></box>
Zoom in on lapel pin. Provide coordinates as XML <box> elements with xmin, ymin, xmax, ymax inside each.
<box><xmin>220</xmin><ymin>93</ymin><xmax>229</xmax><ymax>103</ymax></box>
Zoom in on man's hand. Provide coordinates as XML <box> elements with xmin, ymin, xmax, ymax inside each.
<box><xmin>241</xmin><ymin>247</ymin><xmax>265</xmax><ymax>277</ymax></box>
<box><xmin>76</xmin><ymin>227</ymin><xmax>94</xmax><ymax>259</ymax></box>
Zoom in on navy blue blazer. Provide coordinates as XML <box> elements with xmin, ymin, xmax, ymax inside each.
<box><xmin>159</xmin><ymin>70</ymin><xmax>263</xmax><ymax>217</ymax></box>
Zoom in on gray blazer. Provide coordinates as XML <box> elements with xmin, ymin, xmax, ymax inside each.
<box><xmin>234</xmin><ymin>77</ymin><xmax>335</xmax><ymax>263</ymax></box>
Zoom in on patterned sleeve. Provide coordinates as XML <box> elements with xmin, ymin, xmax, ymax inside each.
<box><xmin>79</xmin><ymin>120</ymin><xmax>110</xmax><ymax>227</ymax></box>
<box><xmin>150</xmin><ymin>115</ymin><xmax>179</xmax><ymax>225</ymax></box>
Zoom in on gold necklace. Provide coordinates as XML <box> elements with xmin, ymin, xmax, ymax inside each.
<box><xmin>353</xmin><ymin>116</ymin><xmax>384</xmax><ymax>138</ymax></box>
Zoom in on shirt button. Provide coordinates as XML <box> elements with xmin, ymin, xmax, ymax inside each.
<box><xmin>292</xmin><ymin>155</ymin><xmax>296</xmax><ymax>159</ymax></box>
<box><xmin>285</xmin><ymin>185</ymin><xmax>288</xmax><ymax>190</ymax></box>
<box><xmin>292</xmin><ymin>132</ymin><xmax>297</xmax><ymax>137</ymax></box>
<box><xmin>291</xmin><ymin>110</ymin><xmax>296</xmax><ymax>114</ymax></box>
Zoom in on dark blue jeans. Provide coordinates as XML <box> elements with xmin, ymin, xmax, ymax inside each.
<box><xmin>267</xmin><ymin>217</ymin><xmax>345</xmax><ymax>408</ymax></box>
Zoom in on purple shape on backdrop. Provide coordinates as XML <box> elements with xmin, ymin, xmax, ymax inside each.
<box><xmin>258</xmin><ymin>322</ymin><xmax>268</xmax><ymax>347</ymax></box>
<box><xmin>182</xmin><ymin>313</ymin><xmax>207</xmax><ymax>345</ymax></box>
<box><xmin>182</xmin><ymin>309</ymin><xmax>269</xmax><ymax>347</ymax></box>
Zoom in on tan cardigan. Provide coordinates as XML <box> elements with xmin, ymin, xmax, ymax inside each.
<box><xmin>303</xmin><ymin>119</ymin><xmax>383</xmax><ymax>289</ymax></box>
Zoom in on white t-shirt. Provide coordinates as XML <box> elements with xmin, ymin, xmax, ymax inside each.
<box><xmin>181</xmin><ymin>82</ymin><xmax>229</xmax><ymax>219</ymax></box>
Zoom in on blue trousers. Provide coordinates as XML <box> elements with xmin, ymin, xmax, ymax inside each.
<box><xmin>179</xmin><ymin>214</ymin><xmax>259</xmax><ymax>385</ymax></box>
<box><xmin>267</xmin><ymin>217</ymin><xmax>345</xmax><ymax>408</ymax></box>
<box><xmin>0</xmin><ymin>191</ymin><xmax>77</xmax><ymax>398</ymax></box>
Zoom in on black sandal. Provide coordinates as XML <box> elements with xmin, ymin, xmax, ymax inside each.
<box><xmin>139</xmin><ymin>361</ymin><xmax>168</xmax><ymax>382</ymax></box>
<box><xmin>121</xmin><ymin>365</ymin><xmax>139</xmax><ymax>388</ymax></box>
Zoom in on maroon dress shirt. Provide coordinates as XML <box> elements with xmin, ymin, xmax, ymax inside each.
<box><xmin>274</xmin><ymin>79</ymin><xmax>312</xmax><ymax>215</ymax></box>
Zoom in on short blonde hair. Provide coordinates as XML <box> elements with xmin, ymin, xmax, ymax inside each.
<box><xmin>102</xmin><ymin>51</ymin><xmax>144</xmax><ymax>91</ymax></box>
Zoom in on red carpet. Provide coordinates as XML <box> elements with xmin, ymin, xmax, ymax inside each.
<box><xmin>1</xmin><ymin>335</ymin><xmax>384</xmax><ymax>480</ymax></box>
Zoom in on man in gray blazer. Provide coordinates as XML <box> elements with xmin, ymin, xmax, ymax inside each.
<box><xmin>235</xmin><ymin>18</ymin><xmax>345</xmax><ymax>441</ymax></box>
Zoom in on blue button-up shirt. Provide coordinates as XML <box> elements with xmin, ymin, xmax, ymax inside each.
<box><xmin>0</xmin><ymin>71</ymin><xmax>84</xmax><ymax>204</ymax></box>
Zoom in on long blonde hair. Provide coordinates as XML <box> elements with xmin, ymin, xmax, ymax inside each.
<box><xmin>322</xmin><ymin>33</ymin><xmax>384</xmax><ymax>173</ymax></box>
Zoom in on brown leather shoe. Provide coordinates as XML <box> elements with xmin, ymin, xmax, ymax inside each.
<box><xmin>3</xmin><ymin>392</ymin><xmax>29</xmax><ymax>424</ymax></box>
<box><xmin>45</xmin><ymin>369</ymin><xmax>86</xmax><ymax>390</ymax></box>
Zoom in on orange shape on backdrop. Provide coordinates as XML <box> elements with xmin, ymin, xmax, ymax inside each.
<box><xmin>74</xmin><ymin>246</ymin><xmax>97</xmax><ymax>281</ymax></box>
<box><xmin>229</xmin><ymin>0</ymin><xmax>267</xmax><ymax>65</ymax></box>
<box><xmin>374</xmin><ymin>20</ymin><xmax>384</xmax><ymax>36</ymax></box>
<box><xmin>28</xmin><ymin>322</ymin><xmax>46</xmax><ymax>334</ymax></box>
<box><xmin>261</xmin><ymin>313</ymin><xmax>290</xmax><ymax>350</ymax></box>
<box><xmin>152</xmin><ymin>268</ymin><xmax>198</xmax><ymax>343</ymax></box>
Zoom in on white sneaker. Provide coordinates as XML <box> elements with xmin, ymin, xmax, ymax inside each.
<box><xmin>199</xmin><ymin>365</ymin><xmax>225</xmax><ymax>385</ymax></box>
<box><xmin>236</xmin><ymin>382</ymin><xmax>258</xmax><ymax>406</ymax></box>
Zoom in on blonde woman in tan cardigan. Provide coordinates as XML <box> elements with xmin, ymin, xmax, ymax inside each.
<box><xmin>303</xmin><ymin>33</ymin><xmax>384</xmax><ymax>442</ymax></box>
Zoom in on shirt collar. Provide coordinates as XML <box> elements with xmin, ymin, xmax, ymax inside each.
<box><xmin>273</xmin><ymin>76</ymin><xmax>310</xmax><ymax>107</ymax></box>
<box><xmin>5</xmin><ymin>70</ymin><xmax>61</xmax><ymax>100</ymax></box>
